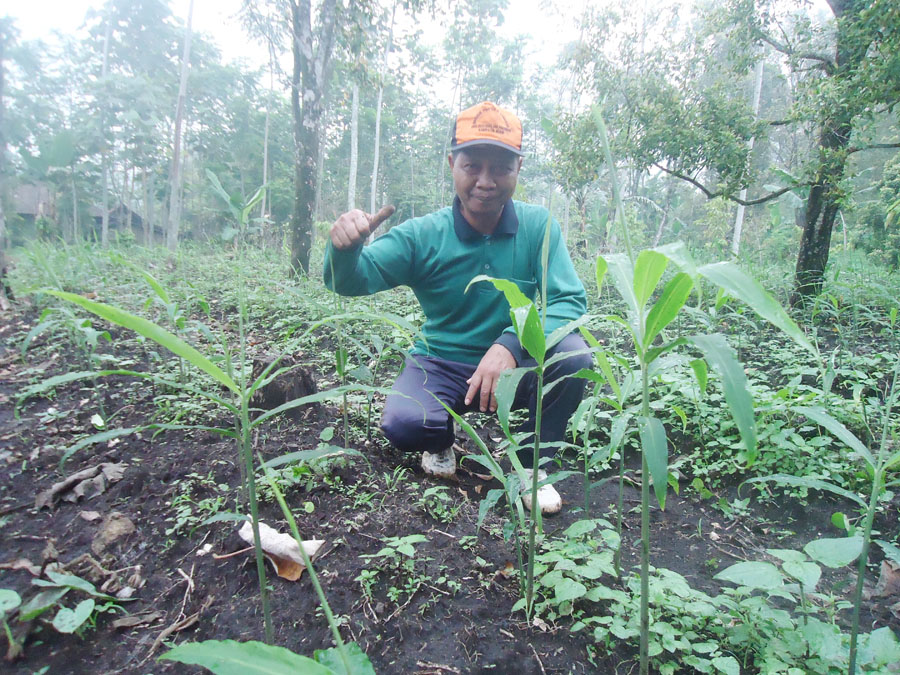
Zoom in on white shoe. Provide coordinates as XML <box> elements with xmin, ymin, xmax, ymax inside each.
<box><xmin>520</xmin><ymin>469</ymin><xmax>562</xmax><ymax>515</ymax></box>
<box><xmin>421</xmin><ymin>447</ymin><xmax>456</xmax><ymax>479</ymax></box>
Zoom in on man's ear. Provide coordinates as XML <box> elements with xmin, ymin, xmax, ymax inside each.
<box><xmin>447</xmin><ymin>153</ymin><xmax>455</xmax><ymax>169</ymax></box>
<box><xmin>516</xmin><ymin>157</ymin><xmax>524</xmax><ymax>172</ymax></box>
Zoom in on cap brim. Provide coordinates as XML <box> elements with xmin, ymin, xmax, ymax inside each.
<box><xmin>450</xmin><ymin>139</ymin><xmax>524</xmax><ymax>156</ymax></box>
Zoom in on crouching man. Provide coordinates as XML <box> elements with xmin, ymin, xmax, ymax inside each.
<box><xmin>324</xmin><ymin>101</ymin><xmax>590</xmax><ymax>514</ymax></box>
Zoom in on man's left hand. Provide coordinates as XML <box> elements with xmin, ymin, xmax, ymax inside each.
<box><xmin>465</xmin><ymin>344</ymin><xmax>516</xmax><ymax>413</ymax></box>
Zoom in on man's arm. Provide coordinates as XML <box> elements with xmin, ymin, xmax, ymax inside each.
<box><xmin>323</xmin><ymin>205</ymin><xmax>417</xmax><ymax>296</ymax></box>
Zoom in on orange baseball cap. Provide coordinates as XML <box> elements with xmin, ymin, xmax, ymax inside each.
<box><xmin>450</xmin><ymin>101</ymin><xmax>524</xmax><ymax>156</ymax></box>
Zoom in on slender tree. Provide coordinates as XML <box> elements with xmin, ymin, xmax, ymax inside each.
<box><xmin>167</xmin><ymin>0</ymin><xmax>194</xmax><ymax>252</ymax></box>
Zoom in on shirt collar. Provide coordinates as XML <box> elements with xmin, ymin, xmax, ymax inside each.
<box><xmin>452</xmin><ymin>196</ymin><xmax>519</xmax><ymax>240</ymax></box>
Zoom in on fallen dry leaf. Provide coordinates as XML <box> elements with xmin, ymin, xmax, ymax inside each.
<box><xmin>237</xmin><ymin>521</ymin><xmax>324</xmax><ymax>581</ymax></box>
<box><xmin>873</xmin><ymin>560</ymin><xmax>900</xmax><ymax>598</ymax></box>
<box><xmin>0</xmin><ymin>558</ymin><xmax>41</xmax><ymax>576</ymax></box>
<box><xmin>35</xmin><ymin>463</ymin><xmax>127</xmax><ymax>510</ymax></box>
<box><xmin>92</xmin><ymin>512</ymin><xmax>136</xmax><ymax>555</ymax></box>
<box><xmin>79</xmin><ymin>510</ymin><xmax>102</xmax><ymax>522</ymax></box>
<box><xmin>112</xmin><ymin>611</ymin><xmax>163</xmax><ymax>630</ymax></box>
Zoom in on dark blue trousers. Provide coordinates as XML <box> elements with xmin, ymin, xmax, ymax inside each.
<box><xmin>380</xmin><ymin>333</ymin><xmax>591</xmax><ymax>468</ymax></box>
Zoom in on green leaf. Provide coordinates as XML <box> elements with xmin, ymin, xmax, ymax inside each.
<box><xmin>495</xmin><ymin>367</ymin><xmax>532</xmax><ymax>432</ymax></box>
<box><xmin>512</xmin><ymin>304</ymin><xmax>546</xmax><ymax>365</ymax></box>
<box><xmin>792</xmin><ymin>406</ymin><xmax>874</xmax><ymax>470</ymax></box>
<box><xmin>314</xmin><ymin>642</ymin><xmax>375</xmax><ymax>674</ymax></box>
<box><xmin>804</xmin><ymin>536</ymin><xmax>864</xmax><ymax>568</ymax></box>
<box><xmin>687</xmin><ymin>334</ymin><xmax>756</xmax><ymax>463</ymax></box>
<box><xmin>52</xmin><ymin>599</ymin><xmax>94</xmax><ymax>634</ymax></box>
<box><xmin>711</xmin><ymin>655</ymin><xmax>741</xmax><ymax>675</ymax></box>
<box><xmin>875</xmin><ymin>540</ymin><xmax>900</xmax><ymax>566</ymax></box>
<box><xmin>466</xmin><ymin>275</ymin><xmax>532</xmax><ymax>308</ymax></box>
<box><xmin>633</xmin><ymin>250</ymin><xmax>668</xmax><ymax>309</ymax></box>
<box><xmin>782</xmin><ymin>561</ymin><xmax>821</xmax><ymax>593</ymax></box>
<box><xmin>43</xmin><ymin>571</ymin><xmax>105</xmax><ymax>597</ymax></box>
<box><xmin>655</xmin><ymin>241</ymin><xmax>698</xmax><ymax>279</ymax></box>
<box><xmin>639</xmin><ymin>416</ymin><xmax>669</xmax><ymax>509</ymax></box>
<box><xmin>643</xmin><ymin>273</ymin><xmax>693</xmax><ymax>348</ymax></box>
<box><xmin>202</xmin><ymin>512</ymin><xmax>249</xmax><ymax>525</ymax></box>
<box><xmin>59</xmin><ymin>427</ymin><xmax>142</xmax><ymax>470</ymax></box>
<box><xmin>261</xmin><ymin>446</ymin><xmax>362</xmax><ymax>469</ymax></box>
<box><xmin>603</xmin><ymin>254</ymin><xmax>639</xmax><ymax>316</ymax></box>
<box><xmin>859</xmin><ymin>626</ymin><xmax>900</xmax><ymax>667</ymax></box>
<box><xmin>0</xmin><ymin>589</ymin><xmax>22</xmax><ymax>614</ymax></box>
<box><xmin>554</xmin><ymin>579</ymin><xmax>588</xmax><ymax>603</ymax></box>
<box><xmin>714</xmin><ymin>561</ymin><xmax>783</xmax><ymax>590</ymax></box>
<box><xmin>697</xmin><ymin>262</ymin><xmax>816</xmax><ymax>356</ymax></box>
<box><xmin>19</xmin><ymin>588</ymin><xmax>69</xmax><ymax>621</ymax></box>
<box><xmin>44</xmin><ymin>291</ymin><xmax>238</xmax><ymax>394</ymax></box>
<box><xmin>160</xmin><ymin>639</ymin><xmax>335</xmax><ymax>674</ymax></box>
<box><xmin>595</xmin><ymin>256</ymin><xmax>608</xmax><ymax>295</ymax></box>
<box><xmin>689</xmin><ymin>359</ymin><xmax>707</xmax><ymax>393</ymax></box>
<box><xmin>744</xmin><ymin>474</ymin><xmax>867</xmax><ymax>507</ymax></box>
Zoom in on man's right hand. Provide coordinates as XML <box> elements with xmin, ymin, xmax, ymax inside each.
<box><xmin>330</xmin><ymin>205</ymin><xmax>396</xmax><ymax>250</ymax></box>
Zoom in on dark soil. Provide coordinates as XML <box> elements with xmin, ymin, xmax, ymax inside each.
<box><xmin>1</xmin><ymin>303</ymin><xmax>898</xmax><ymax>675</ymax></box>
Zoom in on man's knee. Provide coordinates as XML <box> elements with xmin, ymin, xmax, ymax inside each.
<box><xmin>380</xmin><ymin>404</ymin><xmax>426</xmax><ymax>452</ymax></box>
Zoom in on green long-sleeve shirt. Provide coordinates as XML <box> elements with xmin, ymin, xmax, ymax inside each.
<box><xmin>323</xmin><ymin>198</ymin><xmax>587</xmax><ymax>365</ymax></box>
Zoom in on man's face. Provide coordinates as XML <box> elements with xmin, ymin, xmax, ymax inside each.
<box><xmin>449</xmin><ymin>146</ymin><xmax>523</xmax><ymax>226</ymax></box>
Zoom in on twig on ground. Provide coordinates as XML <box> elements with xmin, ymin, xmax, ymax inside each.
<box><xmin>530</xmin><ymin>644</ymin><xmax>547</xmax><ymax>675</ymax></box>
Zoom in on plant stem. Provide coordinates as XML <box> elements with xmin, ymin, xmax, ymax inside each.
<box><xmin>525</xmin><ymin>368</ymin><xmax>545</xmax><ymax>619</ymax></box>
<box><xmin>265</xmin><ymin>462</ymin><xmax>352</xmax><ymax>675</ymax></box>
<box><xmin>639</xmin><ymin>363</ymin><xmax>650</xmax><ymax>675</ymax></box>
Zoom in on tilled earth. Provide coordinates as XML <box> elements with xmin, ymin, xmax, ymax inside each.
<box><xmin>1</xmin><ymin>303</ymin><xmax>898</xmax><ymax>674</ymax></box>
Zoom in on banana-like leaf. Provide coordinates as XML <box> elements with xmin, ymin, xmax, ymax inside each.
<box><xmin>687</xmin><ymin>334</ymin><xmax>757</xmax><ymax>463</ymax></box>
<box><xmin>45</xmin><ymin>291</ymin><xmax>239</xmax><ymax>394</ymax></box>
<box><xmin>633</xmin><ymin>250</ymin><xmax>667</xmax><ymax>310</ymax></box>
<box><xmin>697</xmin><ymin>262</ymin><xmax>816</xmax><ymax>356</ymax></box>
<box><xmin>792</xmin><ymin>406</ymin><xmax>875</xmax><ymax>470</ymax></box>
<box><xmin>638</xmin><ymin>415</ymin><xmax>669</xmax><ymax>510</ymax></box>
<box><xmin>160</xmin><ymin>639</ymin><xmax>335</xmax><ymax>674</ymax></box>
<box><xmin>643</xmin><ymin>273</ymin><xmax>693</xmax><ymax>349</ymax></box>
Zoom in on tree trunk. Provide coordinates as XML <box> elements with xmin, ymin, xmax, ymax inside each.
<box><xmin>101</xmin><ymin>18</ymin><xmax>111</xmax><ymax>248</ymax></box>
<box><xmin>732</xmin><ymin>59</ymin><xmax>764</xmax><ymax>258</ymax></box>
<box><xmin>369</xmin><ymin>2</ymin><xmax>396</xmax><ymax>224</ymax></box>
<box><xmin>791</xmin><ymin>0</ymin><xmax>861</xmax><ymax>303</ymax></box>
<box><xmin>167</xmin><ymin>0</ymin><xmax>194</xmax><ymax>253</ymax></box>
<box><xmin>347</xmin><ymin>81</ymin><xmax>359</xmax><ymax>210</ymax></box>
<box><xmin>289</xmin><ymin>0</ymin><xmax>337</xmax><ymax>276</ymax></box>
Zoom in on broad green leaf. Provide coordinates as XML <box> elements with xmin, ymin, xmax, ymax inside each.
<box><xmin>512</xmin><ymin>304</ymin><xmax>546</xmax><ymax>365</ymax></box>
<box><xmin>52</xmin><ymin>599</ymin><xmax>94</xmax><ymax>634</ymax></box>
<box><xmin>697</xmin><ymin>262</ymin><xmax>816</xmax><ymax>356</ymax></box>
<box><xmin>765</xmin><ymin>549</ymin><xmax>807</xmax><ymax>564</ymax></box>
<box><xmin>633</xmin><ymin>250</ymin><xmax>668</xmax><ymax>309</ymax></box>
<box><xmin>804</xmin><ymin>536</ymin><xmax>864</xmax><ymax>568</ymax></box>
<box><xmin>603</xmin><ymin>254</ymin><xmax>639</xmax><ymax>316</ymax></box>
<box><xmin>595</xmin><ymin>256</ymin><xmax>608</xmax><ymax>294</ymax></box>
<box><xmin>45</xmin><ymin>291</ymin><xmax>238</xmax><ymax>394</ymax></box>
<box><xmin>638</xmin><ymin>416</ymin><xmax>669</xmax><ymax>509</ymax></box>
<box><xmin>782</xmin><ymin>561</ymin><xmax>821</xmax><ymax>592</ymax></box>
<box><xmin>43</xmin><ymin>571</ymin><xmax>104</xmax><ymax>597</ymax></box>
<box><xmin>314</xmin><ymin>642</ymin><xmax>376</xmax><ymax>675</ymax></box>
<box><xmin>711</xmin><ymin>655</ymin><xmax>741</xmax><ymax>675</ymax></box>
<box><xmin>495</xmin><ymin>367</ymin><xmax>532</xmax><ymax>432</ymax></box>
<box><xmin>859</xmin><ymin>626</ymin><xmax>900</xmax><ymax>667</ymax></box>
<box><xmin>19</xmin><ymin>588</ymin><xmax>69</xmax><ymax>621</ymax></box>
<box><xmin>689</xmin><ymin>359</ymin><xmax>708</xmax><ymax>393</ymax></box>
<box><xmin>643</xmin><ymin>273</ymin><xmax>693</xmax><ymax>348</ymax></box>
<box><xmin>687</xmin><ymin>334</ymin><xmax>756</xmax><ymax>463</ymax></box>
<box><xmin>554</xmin><ymin>579</ymin><xmax>588</xmax><ymax>603</ymax></box>
<box><xmin>160</xmin><ymin>639</ymin><xmax>335</xmax><ymax>674</ymax></box>
<box><xmin>875</xmin><ymin>539</ymin><xmax>900</xmax><ymax>566</ymax></box>
<box><xmin>655</xmin><ymin>241</ymin><xmax>698</xmax><ymax>279</ymax></box>
<box><xmin>0</xmin><ymin>589</ymin><xmax>21</xmax><ymax>614</ymax></box>
<box><xmin>744</xmin><ymin>474</ymin><xmax>866</xmax><ymax>507</ymax></box>
<box><xmin>466</xmin><ymin>275</ymin><xmax>531</xmax><ymax>308</ymax></box>
<box><xmin>714</xmin><ymin>561</ymin><xmax>783</xmax><ymax>590</ymax></box>
<box><xmin>546</xmin><ymin>315</ymin><xmax>593</xmax><ymax>350</ymax></box>
<box><xmin>793</xmin><ymin>406</ymin><xmax>875</xmax><ymax>470</ymax></box>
